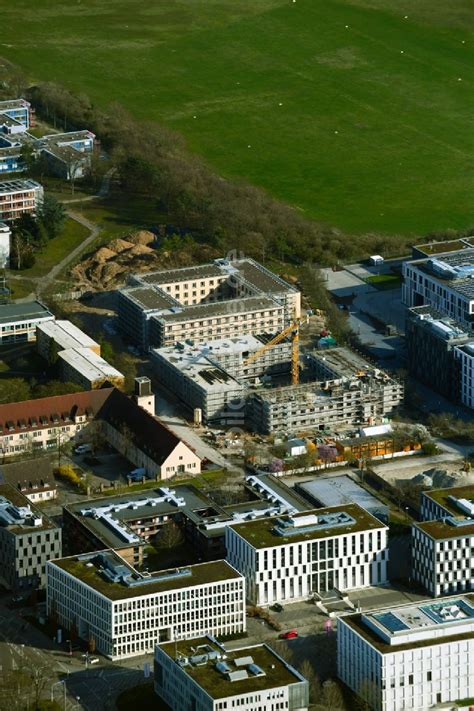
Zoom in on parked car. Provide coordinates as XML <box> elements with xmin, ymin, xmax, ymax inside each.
<box><xmin>271</xmin><ymin>603</ymin><xmax>284</xmax><ymax>613</ymax></box>
<box><xmin>89</xmin><ymin>657</ymin><xmax>100</xmax><ymax>665</ymax></box>
<box><xmin>279</xmin><ymin>629</ymin><xmax>298</xmax><ymax>639</ymax></box>
<box><xmin>74</xmin><ymin>444</ymin><xmax>92</xmax><ymax>455</ymax></box>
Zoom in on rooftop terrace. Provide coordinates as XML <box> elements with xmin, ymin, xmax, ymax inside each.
<box><xmin>159</xmin><ymin>639</ymin><xmax>303</xmax><ymax>699</ymax></box>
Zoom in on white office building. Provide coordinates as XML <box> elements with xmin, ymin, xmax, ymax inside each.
<box><xmin>225</xmin><ymin>504</ymin><xmax>388</xmax><ymax>605</ymax></box>
<box><xmin>155</xmin><ymin>638</ymin><xmax>309</xmax><ymax>711</ymax></box>
<box><xmin>412</xmin><ymin>518</ymin><xmax>474</xmax><ymax>598</ymax></box>
<box><xmin>47</xmin><ymin>550</ymin><xmax>245</xmax><ymax>660</ymax></box>
<box><xmin>338</xmin><ymin>595</ymin><xmax>474</xmax><ymax>711</ymax></box>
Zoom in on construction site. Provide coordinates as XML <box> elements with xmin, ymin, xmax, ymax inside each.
<box><xmin>126</xmin><ymin>258</ymin><xmax>404</xmax><ymax>435</ymax></box>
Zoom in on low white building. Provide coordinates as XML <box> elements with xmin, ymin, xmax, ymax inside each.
<box><xmin>47</xmin><ymin>550</ymin><xmax>246</xmax><ymax>660</ymax></box>
<box><xmin>412</xmin><ymin>517</ymin><xmax>474</xmax><ymax>598</ymax></box>
<box><xmin>0</xmin><ymin>300</ymin><xmax>53</xmax><ymax>345</ymax></box>
<box><xmin>36</xmin><ymin>320</ymin><xmax>101</xmax><ymax>360</ymax></box>
<box><xmin>155</xmin><ymin>638</ymin><xmax>309</xmax><ymax>711</ymax></box>
<box><xmin>338</xmin><ymin>595</ymin><xmax>474</xmax><ymax>711</ymax></box>
<box><xmin>57</xmin><ymin>347</ymin><xmax>124</xmax><ymax>390</ymax></box>
<box><xmin>225</xmin><ymin>504</ymin><xmax>388</xmax><ymax>605</ymax></box>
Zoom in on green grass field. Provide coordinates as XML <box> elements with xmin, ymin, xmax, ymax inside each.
<box><xmin>2</xmin><ymin>0</ymin><xmax>474</xmax><ymax>236</ymax></box>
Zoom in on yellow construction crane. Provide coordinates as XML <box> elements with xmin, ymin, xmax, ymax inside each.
<box><xmin>243</xmin><ymin>314</ymin><xmax>308</xmax><ymax>386</ymax></box>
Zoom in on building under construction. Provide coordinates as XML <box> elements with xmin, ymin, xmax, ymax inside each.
<box><xmin>152</xmin><ymin>338</ymin><xmax>403</xmax><ymax>432</ymax></box>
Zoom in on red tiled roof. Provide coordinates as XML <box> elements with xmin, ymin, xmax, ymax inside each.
<box><xmin>0</xmin><ymin>388</ymin><xmax>113</xmax><ymax>435</ymax></box>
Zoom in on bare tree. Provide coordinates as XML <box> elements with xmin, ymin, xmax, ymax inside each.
<box><xmin>158</xmin><ymin>520</ymin><xmax>184</xmax><ymax>549</ymax></box>
<box><xmin>322</xmin><ymin>679</ymin><xmax>346</xmax><ymax>711</ymax></box>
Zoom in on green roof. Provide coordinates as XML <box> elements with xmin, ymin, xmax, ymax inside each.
<box><xmin>159</xmin><ymin>639</ymin><xmax>302</xmax><ymax>699</ymax></box>
<box><xmin>229</xmin><ymin>503</ymin><xmax>385</xmax><ymax>549</ymax></box>
<box><xmin>414</xmin><ymin>519</ymin><xmax>474</xmax><ymax>541</ymax></box>
<box><xmin>424</xmin><ymin>486</ymin><xmax>474</xmax><ymax>516</ymax></box>
<box><xmin>54</xmin><ymin>553</ymin><xmax>241</xmax><ymax>601</ymax></box>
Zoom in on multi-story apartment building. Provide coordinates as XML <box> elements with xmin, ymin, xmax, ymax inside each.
<box><xmin>47</xmin><ymin>550</ymin><xmax>246</xmax><ymax>660</ymax></box>
<box><xmin>0</xmin><ymin>178</ymin><xmax>43</xmax><ymax>221</ymax></box>
<box><xmin>247</xmin><ymin>348</ymin><xmax>403</xmax><ymax>434</ymax></box>
<box><xmin>0</xmin><ymin>483</ymin><xmax>61</xmax><ymax>592</ymax></box>
<box><xmin>155</xmin><ymin>638</ymin><xmax>309</xmax><ymax>711</ymax></box>
<box><xmin>402</xmin><ymin>248</ymin><xmax>474</xmax><ymax>332</ymax></box>
<box><xmin>118</xmin><ymin>258</ymin><xmax>300</xmax><ymax>350</ymax></box>
<box><xmin>337</xmin><ymin>595</ymin><xmax>474</xmax><ymax>711</ymax></box>
<box><xmin>226</xmin><ymin>504</ymin><xmax>388</xmax><ymax>605</ymax></box>
<box><xmin>0</xmin><ymin>300</ymin><xmax>54</xmax><ymax>345</ymax></box>
<box><xmin>412</xmin><ymin>517</ymin><xmax>474</xmax><ymax>598</ymax></box>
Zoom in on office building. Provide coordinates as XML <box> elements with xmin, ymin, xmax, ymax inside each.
<box><xmin>0</xmin><ymin>99</ymin><xmax>32</xmax><ymax>132</ymax></box>
<box><xmin>47</xmin><ymin>550</ymin><xmax>245</xmax><ymax>660</ymax></box>
<box><xmin>0</xmin><ymin>179</ymin><xmax>43</xmax><ymax>221</ymax></box>
<box><xmin>0</xmin><ymin>483</ymin><xmax>61</xmax><ymax>591</ymax></box>
<box><xmin>155</xmin><ymin>638</ymin><xmax>309</xmax><ymax>711</ymax></box>
<box><xmin>338</xmin><ymin>595</ymin><xmax>474</xmax><ymax>710</ymax></box>
<box><xmin>226</xmin><ymin>504</ymin><xmax>388</xmax><ymax>605</ymax></box>
<box><xmin>0</xmin><ymin>300</ymin><xmax>54</xmax><ymax>345</ymax></box>
<box><xmin>118</xmin><ymin>258</ymin><xmax>300</xmax><ymax>350</ymax></box>
<box><xmin>402</xmin><ymin>248</ymin><xmax>474</xmax><ymax>332</ymax></box>
<box><xmin>420</xmin><ymin>485</ymin><xmax>474</xmax><ymax>522</ymax></box>
<box><xmin>454</xmin><ymin>343</ymin><xmax>474</xmax><ymax>409</ymax></box>
<box><xmin>405</xmin><ymin>306</ymin><xmax>469</xmax><ymax>401</ymax></box>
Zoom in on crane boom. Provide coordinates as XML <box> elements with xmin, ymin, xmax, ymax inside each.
<box><xmin>243</xmin><ymin>315</ymin><xmax>306</xmax><ymax>385</ymax></box>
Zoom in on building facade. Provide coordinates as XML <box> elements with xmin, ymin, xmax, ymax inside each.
<box><xmin>0</xmin><ymin>484</ymin><xmax>61</xmax><ymax>591</ymax></box>
<box><xmin>402</xmin><ymin>249</ymin><xmax>474</xmax><ymax>332</ymax></box>
<box><xmin>226</xmin><ymin>504</ymin><xmax>388</xmax><ymax>605</ymax></box>
<box><xmin>0</xmin><ymin>301</ymin><xmax>54</xmax><ymax>345</ymax></box>
<box><xmin>454</xmin><ymin>343</ymin><xmax>474</xmax><ymax>409</ymax></box>
<box><xmin>47</xmin><ymin>550</ymin><xmax>246</xmax><ymax>660</ymax></box>
<box><xmin>155</xmin><ymin>638</ymin><xmax>309</xmax><ymax>711</ymax></box>
<box><xmin>0</xmin><ymin>179</ymin><xmax>43</xmax><ymax>221</ymax></box>
<box><xmin>338</xmin><ymin>595</ymin><xmax>474</xmax><ymax>711</ymax></box>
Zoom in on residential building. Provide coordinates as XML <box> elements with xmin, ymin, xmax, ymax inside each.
<box><xmin>0</xmin><ymin>387</ymin><xmax>201</xmax><ymax>476</ymax></box>
<box><xmin>226</xmin><ymin>504</ymin><xmax>388</xmax><ymax>605</ymax></box>
<box><xmin>0</xmin><ymin>221</ymin><xmax>10</xmax><ymax>267</ymax></box>
<box><xmin>247</xmin><ymin>348</ymin><xmax>403</xmax><ymax>434</ymax></box>
<box><xmin>0</xmin><ymin>300</ymin><xmax>54</xmax><ymax>345</ymax></box>
<box><xmin>337</xmin><ymin>595</ymin><xmax>474</xmax><ymax>711</ymax></box>
<box><xmin>296</xmin><ymin>474</ymin><xmax>389</xmax><ymax>524</ymax></box>
<box><xmin>0</xmin><ymin>99</ymin><xmax>32</xmax><ymax>131</ymax></box>
<box><xmin>63</xmin><ymin>474</ymin><xmax>308</xmax><ymax>565</ymax></box>
<box><xmin>402</xmin><ymin>248</ymin><xmax>474</xmax><ymax>332</ymax></box>
<box><xmin>0</xmin><ymin>457</ymin><xmax>57</xmax><ymax>503</ymax></box>
<box><xmin>118</xmin><ymin>258</ymin><xmax>300</xmax><ymax>350</ymax></box>
<box><xmin>36</xmin><ymin>130</ymin><xmax>95</xmax><ymax>180</ymax></box>
<box><xmin>0</xmin><ymin>178</ymin><xmax>43</xmax><ymax>221</ymax></box>
<box><xmin>405</xmin><ymin>305</ymin><xmax>469</xmax><ymax>401</ymax></box>
<box><xmin>47</xmin><ymin>549</ymin><xmax>246</xmax><ymax>660</ymax></box>
<box><xmin>0</xmin><ymin>483</ymin><xmax>61</xmax><ymax>591</ymax></box>
<box><xmin>412</xmin><ymin>517</ymin><xmax>474</xmax><ymax>598</ymax></box>
<box><xmin>36</xmin><ymin>320</ymin><xmax>101</xmax><ymax>360</ymax></box>
<box><xmin>155</xmin><ymin>638</ymin><xmax>309</xmax><ymax>711</ymax></box>
<box><xmin>57</xmin><ymin>347</ymin><xmax>124</xmax><ymax>390</ymax></box>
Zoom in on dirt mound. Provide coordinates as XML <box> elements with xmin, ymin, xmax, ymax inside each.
<box><xmin>108</xmin><ymin>238</ymin><xmax>135</xmax><ymax>253</ymax></box>
<box><xmin>129</xmin><ymin>244</ymin><xmax>154</xmax><ymax>256</ymax></box>
<box><xmin>94</xmin><ymin>247</ymin><xmax>116</xmax><ymax>262</ymax></box>
<box><xmin>127</xmin><ymin>230</ymin><xmax>155</xmax><ymax>246</ymax></box>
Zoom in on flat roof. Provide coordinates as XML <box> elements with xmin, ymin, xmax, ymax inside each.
<box><xmin>138</xmin><ymin>263</ymin><xmax>224</xmax><ymax>285</ymax></box>
<box><xmin>0</xmin><ymin>483</ymin><xmax>57</xmax><ymax>533</ymax></box>
<box><xmin>37</xmin><ymin>320</ymin><xmax>99</xmax><ymax>351</ymax></box>
<box><xmin>156</xmin><ymin>296</ymin><xmax>282</xmax><ymax>323</ymax></box>
<box><xmin>414</xmin><ymin>250</ymin><xmax>474</xmax><ymax>299</ymax></box>
<box><xmin>151</xmin><ymin>348</ymin><xmax>245</xmax><ymax>393</ymax></box>
<box><xmin>159</xmin><ymin>639</ymin><xmax>303</xmax><ymax>699</ymax></box>
<box><xmin>120</xmin><ymin>286</ymin><xmax>179</xmax><ymax>311</ymax></box>
<box><xmin>297</xmin><ymin>475</ymin><xmax>387</xmax><ymax>514</ymax></box>
<box><xmin>415</xmin><ymin>518</ymin><xmax>474</xmax><ymax>541</ymax></box>
<box><xmin>229</xmin><ymin>503</ymin><xmax>385</xmax><ymax>549</ymax></box>
<box><xmin>344</xmin><ymin>595</ymin><xmax>474</xmax><ymax>653</ymax></box>
<box><xmin>0</xmin><ymin>300</ymin><xmax>53</xmax><ymax>326</ymax></box>
<box><xmin>234</xmin><ymin>258</ymin><xmax>296</xmax><ymax>294</ymax></box>
<box><xmin>53</xmin><ymin>551</ymin><xmax>241</xmax><ymax>600</ymax></box>
<box><xmin>58</xmin><ymin>348</ymin><xmax>124</xmax><ymax>382</ymax></box>
<box><xmin>423</xmin><ymin>486</ymin><xmax>474</xmax><ymax>516</ymax></box>
<box><xmin>309</xmin><ymin>347</ymin><xmax>394</xmax><ymax>381</ymax></box>
<box><xmin>0</xmin><ymin>178</ymin><xmax>42</xmax><ymax>195</ymax></box>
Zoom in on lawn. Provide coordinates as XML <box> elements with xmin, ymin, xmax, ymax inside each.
<box><xmin>2</xmin><ymin>1</ymin><xmax>474</xmax><ymax>236</ymax></box>
<box><xmin>365</xmin><ymin>273</ymin><xmax>403</xmax><ymax>290</ymax></box>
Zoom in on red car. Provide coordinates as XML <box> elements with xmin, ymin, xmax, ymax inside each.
<box><xmin>279</xmin><ymin>629</ymin><xmax>298</xmax><ymax>639</ymax></box>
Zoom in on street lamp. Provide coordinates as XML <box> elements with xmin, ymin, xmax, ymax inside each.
<box><xmin>50</xmin><ymin>679</ymin><xmax>66</xmax><ymax>710</ymax></box>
